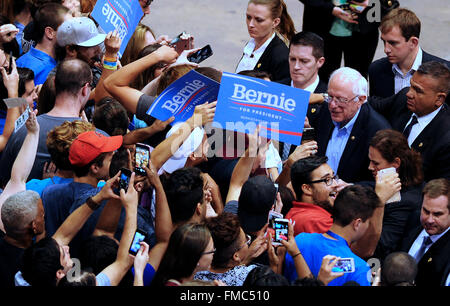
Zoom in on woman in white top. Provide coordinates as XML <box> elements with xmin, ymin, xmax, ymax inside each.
<box><xmin>236</xmin><ymin>0</ymin><xmax>295</xmax><ymax>82</ymax></box>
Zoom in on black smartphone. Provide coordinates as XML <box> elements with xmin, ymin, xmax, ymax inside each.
<box><xmin>302</xmin><ymin>127</ymin><xmax>315</xmax><ymax>142</ymax></box>
<box><xmin>115</xmin><ymin>168</ymin><xmax>132</xmax><ymax>195</ymax></box>
<box><xmin>135</xmin><ymin>143</ymin><xmax>151</xmax><ymax>176</ymax></box>
<box><xmin>187</xmin><ymin>45</ymin><xmax>213</xmax><ymax>64</ymax></box>
<box><xmin>129</xmin><ymin>229</ymin><xmax>147</xmax><ymax>256</ymax></box>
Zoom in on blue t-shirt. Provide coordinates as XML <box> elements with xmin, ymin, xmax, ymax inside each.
<box><xmin>0</xmin><ymin>109</ymin><xmax>6</xmax><ymax>135</ymax></box>
<box><xmin>283</xmin><ymin>232</ymin><xmax>370</xmax><ymax>286</ymax></box>
<box><xmin>131</xmin><ymin>263</ymin><xmax>156</xmax><ymax>286</ymax></box>
<box><xmin>16</xmin><ymin>47</ymin><xmax>57</xmax><ymax>85</ymax></box>
<box><xmin>26</xmin><ymin>176</ymin><xmax>74</xmax><ymax>197</ymax></box>
<box><xmin>41</xmin><ymin>181</ymin><xmax>95</xmax><ymax>237</ymax></box>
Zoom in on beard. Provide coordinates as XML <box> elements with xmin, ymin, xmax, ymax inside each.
<box><xmin>312</xmin><ymin>198</ymin><xmax>334</xmax><ymax>214</ymax></box>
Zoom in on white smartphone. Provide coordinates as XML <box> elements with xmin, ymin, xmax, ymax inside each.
<box><xmin>332</xmin><ymin>258</ymin><xmax>355</xmax><ymax>273</ymax></box>
<box><xmin>377</xmin><ymin>167</ymin><xmax>401</xmax><ymax>203</ymax></box>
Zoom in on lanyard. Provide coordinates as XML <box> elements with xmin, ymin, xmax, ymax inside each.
<box><xmin>326</xmin><ymin>230</ymin><xmax>349</xmax><ymax>247</ymax></box>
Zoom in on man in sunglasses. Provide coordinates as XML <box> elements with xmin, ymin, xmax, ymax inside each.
<box><xmin>308</xmin><ymin>67</ymin><xmax>391</xmax><ymax>183</ymax></box>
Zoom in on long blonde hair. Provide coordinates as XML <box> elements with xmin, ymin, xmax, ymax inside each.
<box><xmin>121</xmin><ymin>23</ymin><xmax>156</xmax><ymax>67</ymax></box>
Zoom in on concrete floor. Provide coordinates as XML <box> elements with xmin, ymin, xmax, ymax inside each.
<box><xmin>142</xmin><ymin>0</ymin><xmax>450</xmax><ymax>73</ymax></box>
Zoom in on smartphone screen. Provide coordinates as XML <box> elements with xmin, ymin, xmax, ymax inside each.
<box><xmin>187</xmin><ymin>45</ymin><xmax>213</xmax><ymax>64</ymax></box>
<box><xmin>273</xmin><ymin>218</ymin><xmax>289</xmax><ymax>244</ymax></box>
<box><xmin>114</xmin><ymin>168</ymin><xmax>131</xmax><ymax>195</ymax></box>
<box><xmin>332</xmin><ymin>258</ymin><xmax>355</xmax><ymax>273</ymax></box>
<box><xmin>135</xmin><ymin>144</ymin><xmax>150</xmax><ymax>176</ymax></box>
<box><xmin>129</xmin><ymin>229</ymin><xmax>147</xmax><ymax>255</ymax></box>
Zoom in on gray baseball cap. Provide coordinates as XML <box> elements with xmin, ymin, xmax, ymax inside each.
<box><xmin>57</xmin><ymin>17</ymin><xmax>106</xmax><ymax>47</ymax></box>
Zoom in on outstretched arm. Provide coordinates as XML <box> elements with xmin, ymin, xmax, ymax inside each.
<box><xmin>103</xmin><ymin>45</ymin><xmax>179</xmax><ymax>114</ymax></box>
<box><xmin>101</xmin><ymin>172</ymin><xmax>138</xmax><ymax>286</ymax></box>
<box><xmin>52</xmin><ymin>172</ymin><xmax>121</xmax><ymax>246</ymax></box>
<box><xmin>150</xmin><ymin>101</ymin><xmax>216</xmax><ymax>172</ymax></box>
<box><xmin>0</xmin><ymin>110</ymin><xmax>39</xmax><ymax>233</ymax></box>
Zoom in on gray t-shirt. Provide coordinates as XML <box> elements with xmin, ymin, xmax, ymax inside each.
<box><xmin>0</xmin><ymin>114</ymin><xmax>80</xmax><ymax>183</ymax></box>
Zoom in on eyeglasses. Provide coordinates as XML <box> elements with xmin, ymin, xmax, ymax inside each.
<box><xmin>202</xmin><ymin>248</ymin><xmax>216</xmax><ymax>255</ymax></box>
<box><xmin>324</xmin><ymin>94</ymin><xmax>359</xmax><ymax>104</ymax></box>
<box><xmin>235</xmin><ymin>234</ymin><xmax>252</xmax><ymax>252</ymax></box>
<box><xmin>308</xmin><ymin>175</ymin><xmax>339</xmax><ymax>186</ymax></box>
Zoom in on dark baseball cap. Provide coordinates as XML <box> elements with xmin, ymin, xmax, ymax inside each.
<box><xmin>238</xmin><ymin>175</ymin><xmax>277</xmax><ymax>233</ymax></box>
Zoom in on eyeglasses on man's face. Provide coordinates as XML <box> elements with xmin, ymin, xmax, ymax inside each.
<box><xmin>308</xmin><ymin>174</ymin><xmax>339</xmax><ymax>186</ymax></box>
<box><xmin>324</xmin><ymin>93</ymin><xmax>359</xmax><ymax>105</ymax></box>
<box><xmin>235</xmin><ymin>234</ymin><xmax>252</xmax><ymax>252</ymax></box>
<box><xmin>202</xmin><ymin>248</ymin><xmax>216</xmax><ymax>255</ymax></box>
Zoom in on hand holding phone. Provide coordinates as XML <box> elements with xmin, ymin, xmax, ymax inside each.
<box><xmin>170</xmin><ymin>32</ymin><xmax>194</xmax><ymax>54</ymax></box>
<box><xmin>377</xmin><ymin>167</ymin><xmax>401</xmax><ymax>203</ymax></box>
<box><xmin>129</xmin><ymin>229</ymin><xmax>147</xmax><ymax>255</ymax></box>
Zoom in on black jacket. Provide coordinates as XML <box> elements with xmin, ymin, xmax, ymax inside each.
<box><xmin>368</xmin><ymin>50</ymin><xmax>450</xmax><ymax>99</ymax></box>
<box><xmin>251</xmin><ymin>34</ymin><xmax>290</xmax><ymax>82</ymax></box>
<box><xmin>399</xmin><ymin>210</ymin><xmax>450</xmax><ymax>286</ymax></box>
<box><xmin>369</xmin><ymin>90</ymin><xmax>450</xmax><ymax>181</ymax></box>
<box><xmin>309</xmin><ymin>102</ymin><xmax>391</xmax><ymax>183</ymax></box>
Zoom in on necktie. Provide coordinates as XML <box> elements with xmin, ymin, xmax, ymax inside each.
<box><xmin>414</xmin><ymin>235</ymin><xmax>433</xmax><ymax>263</ymax></box>
<box><xmin>403</xmin><ymin>115</ymin><xmax>418</xmax><ymax>139</ymax></box>
<box><xmin>282</xmin><ymin>143</ymin><xmax>291</xmax><ymax>160</ymax></box>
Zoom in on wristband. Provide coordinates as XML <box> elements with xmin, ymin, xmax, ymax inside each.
<box><xmin>86</xmin><ymin>196</ymin><xmax>101</xmax><ymax>210</ymax></box>
<box><xmin>104</xmin><ymin>56</ymin><xmax>118</xmax><ymax>62</ymax></box>
<box><xmin>292</xmin><ymin>252</ymin><xmax>302</xmax><ymax>258</ymax></box>
<box><xmin>103</xmin><ymin>63</ymin><xmax>117</xmax><ymax>71</ymax></box>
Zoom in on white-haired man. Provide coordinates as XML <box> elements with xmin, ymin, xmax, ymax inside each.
<box><xmin>0</xmin><ymin>190</ymin><xmax>44</xmax><ymax>287</ymax></box>
<box><xmin>308</xmin><ymin>67</ymin><xmax>391</xmax><ymax>182</ymax></box>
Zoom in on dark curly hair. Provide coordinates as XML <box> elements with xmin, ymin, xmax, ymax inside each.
<box><xmin>206</xmin><ymin>212</ymin><xmax>242</xmax><ymax>269</ymax></box>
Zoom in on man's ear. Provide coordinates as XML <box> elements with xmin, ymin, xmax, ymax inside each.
<box><xmin>435</xmin><ymin>92</ymin><xmax>447</xmax><ymax>107</ymax></box>
<box><xmin>195</xmin><ymin>202</ymin><xmax>203</xmax><ymax>216</ymax></box>
<box><xmin>301</xmin><ymin>183</ymin><xmax>313</xmax><ymax>196</ymax></box>
<box><xmin>408</xmin><ymin>36</ymin><xmax>419</xmax><ymax>49</ymax></box>
<box><xmin>317</xmin><ymin>56</ymin><xmax>325</xmax><ymax>69</ymax></box>
<box><xmin>44</xmin><ymin>26</ymin><xmax>56</xmax><ymax>41</ymax></box>
<box><xmin>352</xmin><ymin>218</ymin><xmax>363</xmax><ymax>232</ymax></box>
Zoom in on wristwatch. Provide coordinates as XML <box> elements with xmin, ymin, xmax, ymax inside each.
<box><xmin>86</xmin><ymin>196</ymin><xmax>101</xmax><ymax>210</ymax></box>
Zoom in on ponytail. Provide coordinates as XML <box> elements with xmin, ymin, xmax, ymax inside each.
<box><xmin>277</xmin><ymin>0</ymin><xmax>296</xmax><ymax>42</ymax></box>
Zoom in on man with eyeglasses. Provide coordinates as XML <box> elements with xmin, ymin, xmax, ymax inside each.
<box><xmin>308</xmin><ymin>67</ymin><xmax>390</xmax><ymax>183</ymax></box>
<box><xmin>287</xmin><ymin>155</ymin><xmax>339</xmax><ymax>236</ymax></box>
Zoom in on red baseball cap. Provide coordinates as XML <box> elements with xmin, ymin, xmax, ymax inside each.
<box><xmin>69</xmin><ymin>131</ymin><xmax>123</xmax><ymax>167</ymax></box>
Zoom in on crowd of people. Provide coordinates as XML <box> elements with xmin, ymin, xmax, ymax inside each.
<box><xmin>0</xmin><ymin>0</ymin><xmax>448</xmax><ymax>288</ymax></box>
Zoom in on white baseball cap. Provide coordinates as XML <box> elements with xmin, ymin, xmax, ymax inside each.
<box><xmin>57</xmin><ymin>17</ymin><xmax>106</xmax><ymax>47</ymax></box>
<box><xmin>161</xmin><ymin>123</ymin><xmax>205</xmax><ymax>174</ymax></box>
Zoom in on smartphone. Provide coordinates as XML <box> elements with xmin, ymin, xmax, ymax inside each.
<box><xmin>135</xmin><ymin>143</ymin><xmax>151</xmax><ymax>176</ymax></box>
<box><xmin>302</xmin><ymin>127</ymin><xmax>316</xmax><ymax>143</ymax></box>
<box><xmin>332</xmin><ymin>258</ymin><xmax>355</xmax><ymax>273</ymax></box>
<box><xmin>377</xmin><ymin>167</ymin><xmax>401</xmax><ymax>203</ymax></box>
<box><xmin>187</xmin><ymin>45</ymin><xmax>213</xmax><ymax>64</ymax></box>
<box><xmin>170</xmin><ymin>32</ymin><xmax>194</xmax><ymax>54</ymax></box>
<box><xmin>114</xmin><ymin>168</ymin><xmax>132</xmax><ymax>195</ymax></box>
<box><xmin>273</xmin><ymin>183</ymin><xmax>279</xmax><ymax>206</ymax></box>
<box><xmin>129</xmin><ymin>229</ymin><xmax>147</xmax><ymax>255</ymax></box>
<box><xmin>272</xmin><ymin>218</ymin><xmax>289</xmax><ymax>246</ymax></box>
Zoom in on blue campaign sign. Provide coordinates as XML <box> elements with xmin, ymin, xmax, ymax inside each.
<box><xmin>91</xmin><ymin>0</ymin><xmax>143</xmax><ymax>57</ymax></box>
<box><xmin>146</xmin><ymin>70</ymin><xmax>220</xmax><ymax>125</ymax></box>
<box><xmin>214</xmin><ymin>72</ymin><xmax>310</xmax><ymax>145</ymax></box>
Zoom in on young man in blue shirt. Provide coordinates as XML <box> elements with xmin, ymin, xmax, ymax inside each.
<box><xmin>16</xmin><ymin>3</ymin><xmax>71</xmax><ymax>85</ymax></box>
<box><xmin>284</xmin><ymin>184</ymin><xmax>381</xmax><ymax>286</ymax></box>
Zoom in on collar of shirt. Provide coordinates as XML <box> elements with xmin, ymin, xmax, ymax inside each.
<box><xmin>392</xmin><ymin>47</ymin><xmax>423</xmax><ymax>77</ymax></box>
<box><xmin>236</xmin><ymin>33</ymin><xmax>275</xmax><ymax>73</ymax></box>
<box><xmin>406</xmin><ymin>105</ymin><xmax>442</xmax><ymax>146</ymax></box>
<box><xmin>290</xmin><ymin>74</ymin><xmax>320</xmax><ymax>93</ymax></box>
<box><xmin>28</xmin><ymin>46</ymin><xmax>57</xmax><ymax>64</ymax></box>
<box><xmin>417</xmin><ymin>226</ymin><xmax>450</xmax><ymax>245</ymax></box>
